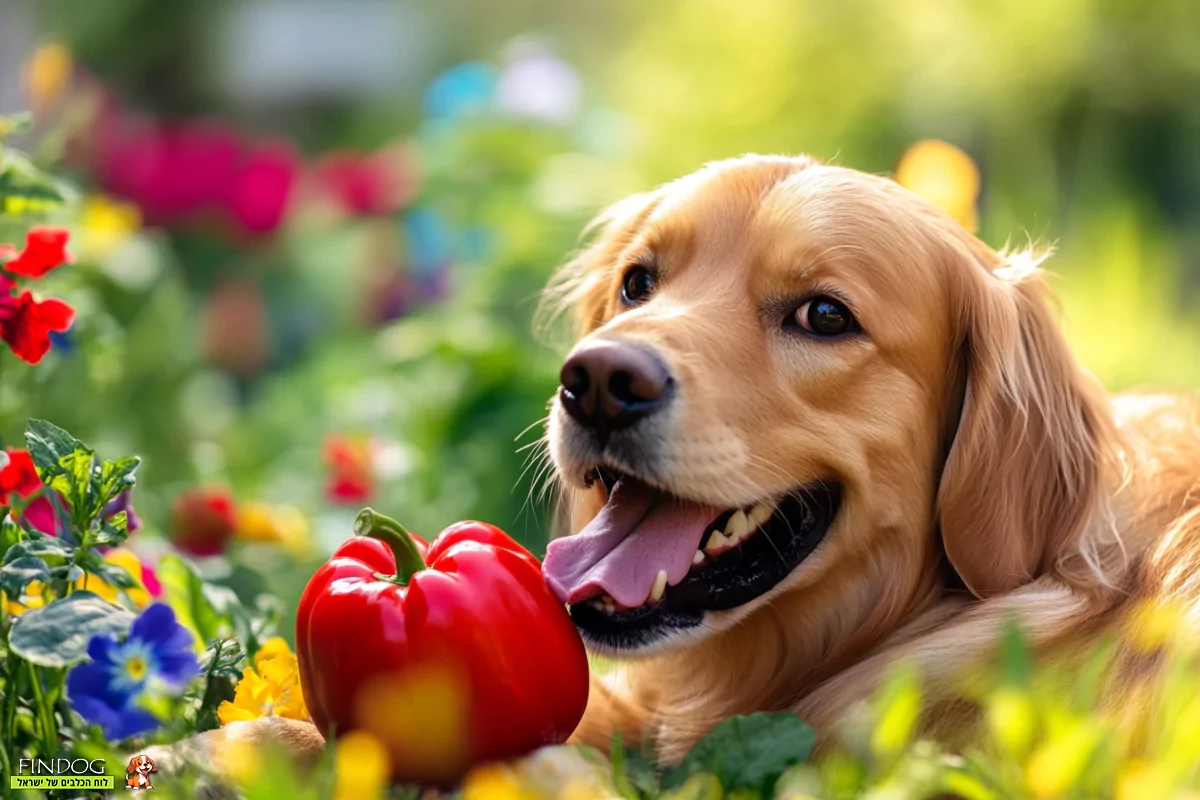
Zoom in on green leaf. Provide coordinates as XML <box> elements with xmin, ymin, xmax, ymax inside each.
<box><xmin>3</xmin><ymin>529</ymin><xmax>73</xmax><ymax>564</ymax></box>
<box><xmin>93</xmin><ymin>513</ymin><xmax>129</xmax><ymax>547</ymax></box>
<box><xmin>8</xmin><ymin>591</ymin><xmax>135</xmax><ymax>667</ymax></box>
<box><xmin>0</xmin><ymin>555</ymin><xmax>51</xmax><ymax>595</ymax></box>
<box><xmin>0</xmin><ymin>150</ymin><xmax>76</xmax><ymax>208</ymax></box>
<box><xmin>78</xmin><ymin>550</ymin><xmax>138</xmax><ymax>589</ymax></box>
<box><xmin>99</xmin><ymin>456</ymin><xmax>140</xmax><ymax>506</ymax></box>
<box><xmin>610</xmin><ymin>732</ymin><xmax>660</xmax><ymax>799</ymax></box>
<box><xmin>999</xmin><ymin>616</ymin><xmax>1030</xmax><ymax>688</ymax></box>
<box><xmin>24</xmin><ymin>419</ymin><xmax>85</xmax><ymax>478</ymax></box>
<box><xmin>0</xmin><ymin>112</ymin><xmax>33</xmax><ymax>140</ymax></box>
<box><xmin>662</xmin><ymin>713</ymin><xmax>816</xmax><ymax>795</ymax></box>
<box><xmin>49</xmin><ymin>563</ymin><xmax>84</xmax><ymax>584</ymax></box>
<box><xmin>158</xmin><ymin>554</ymin><xmax>231</xmax><ymax>643</ymax></box>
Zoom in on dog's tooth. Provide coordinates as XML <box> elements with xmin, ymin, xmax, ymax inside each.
<box><xmin>650</xmin><ymin>569</ymin><xmax>668</xmax><ymax>602</ymax></box>
<box><xmin>692</xmin><ymin>550</ymin><xmax>706</xmax><ymax>566</ymax></box>
<box><xmin>748</xmin><ymin>502</ymin><xmax>774</xmax><ymax>528</ymax></box>
<box><xmin>726</xmin><ymin>510</ymin><xmax>751</xmax><ymax>541</ymax></box>
<box><xmin>704</xmin><ymin>532</ymin><xmax>731</xmax><ymax>555</ymax></box>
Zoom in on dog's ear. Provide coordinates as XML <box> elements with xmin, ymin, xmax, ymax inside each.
<box><xmin>126</xmin><ymin>757</ymin><xmax>139</xmax><ymax>775</ymax></box>
<box><xmin>147</xmin><ymin>757</ymin><xmax>157</xmax><ymax>773</ymax></box>
<box><xmin>937</xmin><ymin>246</ymin><xmax>1118</xmax><ymax>598</ymax></box>
<box><xmin>537</xmin><ymin>191</ymin><xmax>661</xmax><ymax>341</ymax></box>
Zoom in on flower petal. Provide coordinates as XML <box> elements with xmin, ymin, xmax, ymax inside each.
<box><xmin>2</xmin><ymin>227</ymin><xmax>73</xmax><ymax>279</ymax></box>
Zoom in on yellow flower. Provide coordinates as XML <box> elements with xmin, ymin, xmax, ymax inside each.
<box><xmin>894</xmin><ymin>139</ymin><xmax>981</xmax><ymax>231</ymax></box>
<box><xmin>23</xmin><ymin>41</ymin><xmax>72</xmax><ymax>109</ymax></box>
<box><xmin>1116</xmin><ymin>759</ymin><xmax>1172</xmax><ymax>800</ymax></box>
<box><xmin>78</xmin><ymin>195</ymin><xmax>142</xmax><ymax>263</ymax></box>
<box><xmin>355</xmin><ymin>657</ymin><xmax>470</xmax><ymax>785</ymax></box>
<box><xmin>462</xmin><ymin>763</ymin><xmax>541</xmax><ymax>800</ymax></box>
<box><xmin>1025</xmin><ymin>719</ymin><xmax>1102</xmax><ymax>799</ymax></box>
<box><xmin>333</xmin><ymin>730</ymin><xmax>392</xmax><ymax>800</ymax></box>
<box><xmin>217</xmin><ymin>639</ymin><xmax>309</xmax><ymax>725</ymax></box>
<box><xmin>237</xmin><ymin>503</ymin><xmax>313</xmax><ymax>559</ymax></box>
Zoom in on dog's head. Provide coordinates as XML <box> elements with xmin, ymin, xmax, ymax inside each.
<box><xmin>542</xmin><ymin>155</ymin><xmax>1120</xmax><ymax>656</ymax></box>
<box><xmin>127</xmin><ymin>755</ymin><xmax>157</xmax><ymax>776</ymax></box>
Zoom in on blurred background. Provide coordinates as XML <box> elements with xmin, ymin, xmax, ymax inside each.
<box><xmin>1</xmin><ymin>0</ymin><xmax>1199</xmax><ymax>634</ymax></box>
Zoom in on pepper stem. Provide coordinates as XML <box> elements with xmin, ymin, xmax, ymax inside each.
<box><xmin>354</xmin><ymin>508</ymin><xmax>426</xmax><ymax>585</ymax></box>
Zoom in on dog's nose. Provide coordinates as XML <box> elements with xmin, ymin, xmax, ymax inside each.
<box><xmin>559</xmin><ymin>340</ymin><xmax>672</xmax><ymax>436</ymax></box>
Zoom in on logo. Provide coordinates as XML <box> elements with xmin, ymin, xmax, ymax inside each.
<box><xmin>124</xmin><ymin>755</ymin><xmax>158</xmax><ymax>791</ymax></box>
<box><xmin>11</xmin><ymin>758</ymin><xmax>114</xmax><ymax>791</ymax></box>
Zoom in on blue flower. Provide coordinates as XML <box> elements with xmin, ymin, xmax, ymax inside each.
<box><xmin>67</xmin><ymin>603</ymin><xmax>199</xmax><ymax>741</ymax></box>
<box><xmin>423</xmin><ymin>61</ymin><xmax>497</xmax><ymax>120</ymax></box>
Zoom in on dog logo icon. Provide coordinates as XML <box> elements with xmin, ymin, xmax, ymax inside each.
<box><xmin>125</xmin><ymin>755</ymin><xmax>157</xmax><ymax>790</ymax></box>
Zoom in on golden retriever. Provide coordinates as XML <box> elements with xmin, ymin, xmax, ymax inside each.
<box><xmin>537</xmin><ymin>153</ymin><xmax>1200</xmax><ymax>762</ymax></box>
<box><xmin>176</xmin><ymin>154</ymin><xmax>1200</xmax><ymax>774</ymax></box>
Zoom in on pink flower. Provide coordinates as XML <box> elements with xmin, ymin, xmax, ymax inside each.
<box><xmin>227</xmin><ymin>140</ymin><xmax>299</xmax><ymax>236</ymax></box>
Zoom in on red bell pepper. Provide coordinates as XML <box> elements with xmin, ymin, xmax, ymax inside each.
<box><xmin>295</xmin><ymin>509</ymin><xmax>589</xmax><ymax>786</ymax></box>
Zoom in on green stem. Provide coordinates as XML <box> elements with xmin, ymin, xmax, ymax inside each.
<box><xmin>353</xmin><ymin>508</ymin><xmax>426</xmax><ymax>585</ymax></box>
<box><xmin>27</xmin><ymin>661</ymin><xmax>56</xmax><ymax>757</ymax></box>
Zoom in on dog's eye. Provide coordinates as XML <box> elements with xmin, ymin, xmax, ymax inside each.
<box><xmin>789</xmin><ymin>296</ymin><xmax>858</xmax><ymax>337</ymax></box>
<box><xmin>621</xmin><ymin>267</ymin><xmax>656</xmax><ymax>306</ymax></box>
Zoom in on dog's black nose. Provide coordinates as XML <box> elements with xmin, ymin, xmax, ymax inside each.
<box><xmin>559</xmin><ymin>340</ymin><xmax>672</xmax><ymax>436</ymax></box>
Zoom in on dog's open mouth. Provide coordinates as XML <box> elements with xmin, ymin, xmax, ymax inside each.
<box><xmin>543</xmin><ymin>468</ymin><xmax>841</xmax><ymax>649</ymax></box>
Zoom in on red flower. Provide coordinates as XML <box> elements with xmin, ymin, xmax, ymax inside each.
<box><xmin>310</xmin><ymin>145</ymin><xmax>416</xmax><ymax>217</ymax></box>
<box><xmin>0</xmin><ymin>448</ymin><xmax>66</xmax><ymax>535</ymax></box>
<box><xmin>0</xmin><ymin>227</ymin><xmax>74</xmax><ymax>279</ymax></box>
<box><xmin>170</xmin><ymin>487</ymin><xmax>238</xmax><ymax>557</ymax></box>
<box><xmin>322</xmin><ymin>435</ymin><xmax>374</xmax><ymax>504</ymax></box>
<box><xmin>0</xmin><ymin>290</ymin><xmax>76</xmax><ymax>365</ymax></box>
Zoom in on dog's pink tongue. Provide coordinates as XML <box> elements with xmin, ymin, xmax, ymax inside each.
<box><xmin>542</xmin><ymin>480</ymin><xmax>719</xmax><ymax>609</ymax></box>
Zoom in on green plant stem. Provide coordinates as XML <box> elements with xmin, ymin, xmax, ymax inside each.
<box><xmin>26</xmin><ymin>661</ymin><xmax>56</xmax><ymax>757</ymax></box>
<box><xmin>353</xmin><ymin>508</ymin><xmax>427</xmax><ymax>585</ymax></box>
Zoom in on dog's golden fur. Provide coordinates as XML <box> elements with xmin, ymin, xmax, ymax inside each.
<box><xmin>544</xmin><ymin>154</ymin><xmax>1200</xmax><ymax>762</ymax></box>
<box><xmin>180</xmin><ymin>154</ymin><xmax>1200</xmax><ymax>772</ymax></box>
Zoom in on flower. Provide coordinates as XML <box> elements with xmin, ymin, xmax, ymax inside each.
<box><xmin>78</xmin><ymin>195</ymin><xmax>141</xmax><ymax>263</ymax></box>
<box><xmin>423</xmin><ymin>62</ymin><xmax>498</xmax><ymax>120</ymax></box>
<box><xmin>0</xmin><ymin>448</ymin><xmax>67</xmax><ymax>535</ymax></box>
<box><xmin>217</xmin><ymin>637</ymin><xmax>309</xmax><ymax>725</ymax></box>
<box><xmin>0</xmin><ymin>290</ymin><xmax>76</xmax><ymax>364</ymax></box>
<box><xmin>0</xmin><ymin>227</ymin><xmax>74</xmax><ymax>278</ymax></box>
<box><xmin>23</xmin><ymin>41</ymin><xmax>74</xmax><ymax>110</ymax></box>
<box><xmin>67</xmin><ymin>603</ymin><xmax>199</xmax><ymax>741</ymax></box>
<box><xmin>332</xmin><ymin>730</ymin><xmax>391</xmax><ymax>800</ymax></box>
<box><xmin>894</xmin><ymin>140</ymin><xmax>981</xmax><ymax>231</ymax></box>
<box><xmin>309</xmin><ymin>145</ymin><xmax>417</xmax><ymax>218</ymax></box>
<box><xmin>170</xmin><ymin>487</ymin><xmax>238</xmax><ymax>557</ymax></box>
<box><xmin>323</xmin><ymin>435</ymin><xmax>374</xmax><ymax>504</ymax></box>
<box><xmin>227</xmin><ymin>140</ymin><xmax>299</xmax><ymax>236</ymax></box>
<box><xmin>201</xmin><ymin>280</ymin><xmax>271</xmax><ymax>378</ymax></box>
<box><xmin>236</xmin><ymin>502</ymin><xmax>313</xmax><ymax>559</ymax></box>
<box><xmin>495</xmin><ymin>51</ymin><xmax>582</xmax><ymax>124</ymax></box>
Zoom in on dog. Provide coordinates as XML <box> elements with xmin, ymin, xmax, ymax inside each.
<box><xmin>125</xmin><ymin>754</ymin><xmax>157</xmax><ymax>790</ymax></box>
<box><xmin>188</xmin><ymin>154</ymin><xmax>1200</xmax><ymax>771</ymax></box>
